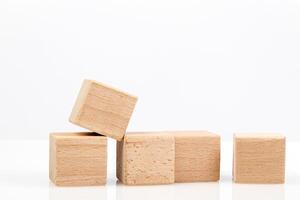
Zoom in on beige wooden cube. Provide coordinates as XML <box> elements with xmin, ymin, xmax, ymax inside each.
<box><xmin>49</xmin><ymin>132</ymin><xmax>107</xmax><ymax>186</ymax></box>
<box><xmin>174</xmin><ymin>131</ymin><xmax>220</xmax><ymax>182</ymax></box>
<box><xmin>233</xmin><ymin>133</ymin><xmax>285</xmax><ymax>184</ymax></box>
<box><xmin>117</xmin><ymin>132</ymin><xmax>175</xmax><ymax>185</ymax></box>
<box><xmin>69</xmin><ymin>80</ymin><xmax>138</xmax><ymax>141</ymax></box>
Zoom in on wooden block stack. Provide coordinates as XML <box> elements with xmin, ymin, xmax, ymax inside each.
<box><xmin>49</xmin><ymin>79</ymin><xmax>137</xmax><ymax>186</ymax></box>
<box><xmin>49</xmin><ymin>79</ymin><xmax>286</xmax><ymax>186</ymax></box>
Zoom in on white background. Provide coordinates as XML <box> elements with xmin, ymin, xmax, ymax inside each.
<box><xmin>0</xmin><ymin>1</ymin><xmax>300</xmax><ymax>199</ymax></box>
<box><xmin>0</xmin><ymin>0</ymin><xmax>300</xmax><ymax>140</ymax></box>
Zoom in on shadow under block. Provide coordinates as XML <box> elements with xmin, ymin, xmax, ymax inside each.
<box><xmin>117</xmin><ymin>132</ymin><xmax>175</xmax><ymax>185</ymax></box>
<box><xmin>49</xmin><ymin>132</ymin><xmax>107</xmax><ymax>186</ymax></box>
<box><xmin>233</xmin><ymin>133</ymin><xmax>285</xmax><ymax>184</ymax></box>
<box><xmin>69</xmin><ymin>80</ymin><xmax>138</xmax><ymax>141</ymax></box>
<box><xmin>174</xmin><ymin>131</ymin><xmax>220</xmax><ymax>182</ymax></box>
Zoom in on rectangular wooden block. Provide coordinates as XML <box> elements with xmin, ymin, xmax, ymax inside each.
<box><xmin>117</xmin><ymin>132</ymin><xmax>175</xmax><ymax>185</ymax></box>
<box><xmin>233</xmin><ymin>133</ymin><xmax>285</xmax><ymax>184</ymax></box>
<box><xmin>49</xmin><ymin>132</ymin><xmax>107</xmax><ymax>186</ymax></box>
<box><xmin>174</xmin><ymin>131</ymin><xmax>220</xmax><ymax>182</ymax></box>
<box><xmin>69</xmin><ymin>80</ymin><xmax>138</xmax><ymax>141</ymax></box>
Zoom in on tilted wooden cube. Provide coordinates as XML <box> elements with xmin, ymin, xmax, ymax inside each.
<box><xmin>233</xmin><ymin>133</ymin><xmax>286</xmax><ymax>184</ymax></box>
<box><xmin>49</xmin><ymin>132</ymin><xmax>107</xmax><ymax>186</ymax></box>
<box><xmin>69</xmin><ymin>80</ymin><xmax>138</xmax><ymax>141</ymax></box>
<box><xmin>174</xmin><ymin>131</ymin><xmax>220</xmax><ymax>182</ymax></box>
<box><xmin>117</xmin><ymin>132</ymin><xmax>175</xmax><ymax>185</ymax></box>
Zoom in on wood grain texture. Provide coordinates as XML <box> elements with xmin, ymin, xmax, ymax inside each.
<box><xmin>233</xmin><ymin>133</ymin><xmax>286</xmax><ymax>184</ymax></box>
<box><xmin>117</xmin><ymin>132</ymin><xmax>175</xmax><ymax>185</ymax></box>
<box><xmin>49</xmin><ymin>132</ymin><xmax>107</xmax><ymax>186</ymax></box>
<box><xmin>69</xmin><ymin>80</ymin><xmax>138</xmax><ymax>141</ymax></box>
<box><xmin>174</xmin><ymin>131</ymin><xmax>220</xmax><ymax>182</ymax></box>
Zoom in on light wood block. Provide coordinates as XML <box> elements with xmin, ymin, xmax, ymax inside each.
<box><xmin>49</xmin><ymin>132</ymin><xmax>107</xmax><ymax>186</ymax></box>
<box><xmin>233</xmin><ymin>133</ymin><xmax>286</xmax><ymax>184</ymax></box>
<box><xmin>117</xmin><ymin>132</ymin><xmax>175</xmax><ymax>185</ymax></box>
<box><xmin>174</xmin><ymin>131</ymin><xmax>220</xmax><ymax>182</ymax></box>
<box><xmin>69</xmin><ymin>80</ymin><xmax>138</xmax><ymax>141</ymax></box>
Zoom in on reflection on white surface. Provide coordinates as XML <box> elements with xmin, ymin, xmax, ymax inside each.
<box><xmin>48</xmin><ymin>180</ymin><xmax>220</xmax><ymax>200</ymax></box>
<box><xmin>174</xmin><ymin>182</ymin><xmax>219</xmax><ymax>200</ymax></box>
<box><xmin>46</xmin><ymin>179</ymin><xmax>288</xmax><ymax>200</ymax></box>
<box><xmin>49</xmin><ymin>183</ymin><xmax>107</xmax><ymax>200</ymax></box>
<box><xmin>117</xmin><ymin>181</ymin><xmax>219</xmax><ymax>200</ymax></box>
<box><xmin>116</xmin><ymin>181</ymin><xmax>175</xmax><ymax>200</ymax></box>
<box><xmin>232</xmin><ymin>184</ymin><xmax>285</xmax><ymax>200</ymax></box>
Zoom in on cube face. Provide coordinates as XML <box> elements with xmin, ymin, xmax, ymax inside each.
<box><xmin>70</xmin><ymin>80</ymin><xmax>138</xmax><ymax>141</ymax></box>
<box><xmin>233</xmin><ymin>134</ymin><xmax>285</xmax><ymax>184</ymax></box>
<box><xmin>174</xmin><ymin>131</ymin><xmax>220</xmax><ymax>182</ymax></box>
<box><xmin>49</xmin><ymin>132</ymin><xmax>107</xmax><ymax>186</ymax></box>
<box><xmin>117</xmin><ymin>132</ymin><xmax>175</xmax><ymax>185</ymax></box>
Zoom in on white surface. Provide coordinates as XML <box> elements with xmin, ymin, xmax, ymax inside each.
<box><xmin>1</xmin><ymin>0</ymin><xmax>300</xmax><ymax>140</ymax></box>
<box><xmin>0</xmin><ymin>140</ymin><xmax>299</xmax><ymax>200</ymax></box>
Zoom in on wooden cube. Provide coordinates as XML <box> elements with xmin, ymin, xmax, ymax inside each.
<box><xmin>233</xmin><ymin>133</ymin><xmax>286</xmax><ymax>184</ymax></box>
<box><xmin>69</xmin><ymin>80</ymin><xmax>138</xmax><ymax>141</ymax></box>
<box><xmin>174</xmin><ymin>131</ymin><xmax>220</xmax><ymax>182</ymax></box>
<box><xmin>117</xmin><ymin>132</ymin><xmax>175</xmax><ymax>185</ymax></box>
<box><xmin>49</xmin><ymin>132</ymin><xmax>107</xmax><ymax>186</ymax></box>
